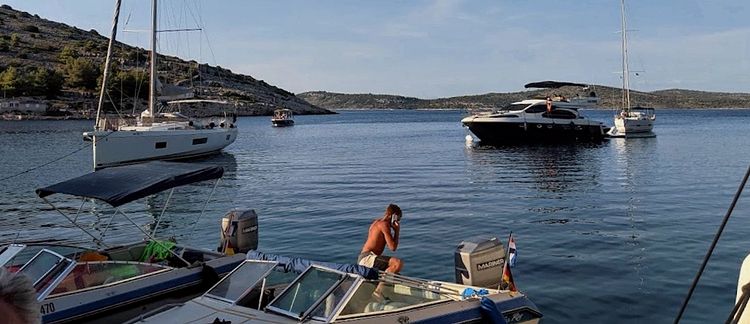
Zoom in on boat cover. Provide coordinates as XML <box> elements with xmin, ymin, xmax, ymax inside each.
<box><xmin>524</xmin><ymin>81</ymin><xmax>589</xmax><ymax>89</ymax></box>
<box><xmin>36</xmin><ymin>161</ymin><xmax>224</xmax><ymax>207</ymax></box>
<box><xmin>246</xmin><ymin>250</ymin><xmax>379</xmax><ymax>280</ymax></box>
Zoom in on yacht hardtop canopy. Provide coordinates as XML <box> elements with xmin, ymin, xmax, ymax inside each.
<box><xmin>36</xmin><ymin>161</ymin><xmax>224</xmax><ymax>207</ymax></box>
<box><xmin>524</xmin><ymin>81</ymin><xmax>590</xmax><ymax>89</ymax></box>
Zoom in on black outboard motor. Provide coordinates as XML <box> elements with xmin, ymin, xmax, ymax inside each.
<box><xmin>219</xmin><ymin>209</ymin><xmax>258</xmax><ymax>254</ymax></box>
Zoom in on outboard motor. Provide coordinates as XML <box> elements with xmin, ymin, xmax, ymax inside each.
<box><xmin>455</xmin><ymin>237</ymin><xmax>506</xmax><ymax>288</ymax></box>
<box><xmin>219</xmin><ymin>209</ymin><xmax>258</xmax><ymax>254</ymax></box>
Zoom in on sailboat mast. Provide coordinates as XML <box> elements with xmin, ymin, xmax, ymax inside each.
<box><xmin>148</xmin><ymin>0</ymin><xmax>157</xmax><ymax>122</ymax></box>
<box><xmin>95</xmin><ymin>0</ymin><xmax>122</xmax><ymax>130</ymax></box>
<box><xmin>620</xmin><ymin>0</ymin><xmax>631</xmax><ymax>113</ymax></box>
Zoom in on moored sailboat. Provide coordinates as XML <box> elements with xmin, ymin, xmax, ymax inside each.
<box><xmin>82</xmin><ymin>0</ymin><xmax>238</xmax><ymax>170</ymax></box>
<box><xmin>607</xmin><ymin>0</ymin><xmax>656</xmax><ymax>138</ymax></box>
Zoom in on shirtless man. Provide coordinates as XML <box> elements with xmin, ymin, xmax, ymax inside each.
<box><xmin>357</xmin><ymin>204</ymin><xmax>403</xmax><ymax>274</ymax></box>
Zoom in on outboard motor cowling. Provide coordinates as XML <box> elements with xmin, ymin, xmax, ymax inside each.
<box><xmin>219</xmin><ymin>209</ymin><xmax>258</xmax><ymax>253</ymax></box>
<box><xmin>455</xmin><ymin>237</ymin><xmax>506</xmax><ymax>288</ymax></box>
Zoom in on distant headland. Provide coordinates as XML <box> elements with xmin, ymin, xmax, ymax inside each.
<box><xmin>298</xmin><ymin>86</ymin><xmax>750</xmax><ymax>110</ymax></box>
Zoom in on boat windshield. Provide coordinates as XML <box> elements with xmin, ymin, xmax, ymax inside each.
<box><xmin>205</xmin><ymin>260</ymin><xmax>278</xmax><ymax>303</ymax></box>
<box><xmin>50</xmin><ymin>261</ymin><xmax>170</xmax><ymax>296</ymax></box>
<box><xmin>19</xmin><ymin>249</ymin><xmax>75</xmax><ymax>300</ymax></box>
<box><xmin>1</xmin><ymin>244</ymin><xmax>90</xmax><ymax>270</ymax></box>
<box><xmin>337</xmin><ymin>280</ymin><xmax>448</xmax><ymax>318</ymax></box>
<box><xmin>266</xmin><ymin>266</ymin><xmax>349</xmax><ymax>320</ymax></box>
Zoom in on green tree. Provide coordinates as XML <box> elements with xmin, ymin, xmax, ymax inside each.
<box><xmin>58</xmin><ymin>45</ymin><xmax>79</xmax><ymax>62</ymax></box>
<box><xmin>0</xmin><ymin>66</ymin><xmax>19</xmax><ymax>97</ymax></box>
<box><xmin>30</xmin><ymin>68</ymin><xmax>63</xmax><ymax>98</ymax></box>
<box><xmin>63</xmin><ymin>57</ymin><xmax>100</xmax><ymax>90</ymax></box>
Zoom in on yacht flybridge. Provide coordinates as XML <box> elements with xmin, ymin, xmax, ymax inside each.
<box><xmin>83</xmin><ymin>0</ymin><xmax>237</xmax><ymax>169</ymax></box>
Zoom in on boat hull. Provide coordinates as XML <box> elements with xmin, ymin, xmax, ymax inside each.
<box><xmin>462</xmin><ymin>118</ymin><xmax>606</xmax><ymax>144</ymax></box>
<box><xmin>271</xmin><ymin>119</ymin><xmax>294</xmax><ymax>127</ymax></box>
<box><xmin>83</xmin><ymin>127</ymin><xmax>238</xmax><ymax>169</ymax></box>
<box><xmin>608</xmin><ymin>115</ymin><xmax>655</xmax><ymax>137</ymax></box>
<box><xmin>43</xmin><ymin>253</ymin><xmax>245</xmax><ymax>324</ymax></box>
<box><xmin>128</xmin><ymin>288</ymin><xmax>540</xmax><ymax>324</ymax></box>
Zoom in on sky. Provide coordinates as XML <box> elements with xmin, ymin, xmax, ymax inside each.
<box><xmin>4</xmin><ymin>0</ymin><xmax>750</xmax><ymax>98</ymax></box>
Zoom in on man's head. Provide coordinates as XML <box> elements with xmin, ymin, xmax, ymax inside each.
<box><xmin>385</xmin><ymin>204</ymin><xmax>402</xmax><ymax>222</ymax></box>
<box><xmin>0</xmin><ymin>268</ymin><xmax>40</xmax><ymax>324</ymax></box>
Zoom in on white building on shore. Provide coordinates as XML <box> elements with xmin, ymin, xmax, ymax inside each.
<box><xmin>0</xmin><ymin>98</ymin><xmax>48</xmax><ymax>113</ymax></box>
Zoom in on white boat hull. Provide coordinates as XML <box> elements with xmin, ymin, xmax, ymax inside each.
<box><xmin>84</xmin><ymin>127</ymin><xmax>238</xmax><ymax>169</ymax></box>
<box><xmin>608</xmin><ymin>114</ymin><xmax>655</xmax><ymax>137</ymax></box>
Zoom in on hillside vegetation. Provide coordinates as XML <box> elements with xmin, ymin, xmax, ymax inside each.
<box><xmin>299</xmin><ymin>85</ymin><xmax>750</xmax><ymax>110</ymax></box>
<box><xmin>0</xmin><ymin>4</ymin><xmax>332</xmax><ymax>117</ymax></box>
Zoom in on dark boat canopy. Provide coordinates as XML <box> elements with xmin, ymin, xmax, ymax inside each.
<box><xmin>524</xmin><ymin>81</ymin><xmax>589</xmax><ymax>89</ymax></box>
<box><xmin>36</xmin><ymin>161</ymin><xmax>224</xmax><ymax>207</ymax></box>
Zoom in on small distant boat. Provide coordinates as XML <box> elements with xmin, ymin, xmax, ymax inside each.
<box><xmin>461</xmin><ymin>97</ymin><xmax>608</xmax><ymax>144</ymax></box>
<box><xmin>607</xmin><ymin>0</ymin><xmax>656</xmax><ymax>138</ymax></box>
<box><xmin>126</xmin><ymin>251</ymin><xmax>542</xmax><ymax>324</ymax></box>
<box><xmin>271</xmin><ymin>108</ymin><xmax>295</xmax><ymax>127</ymax></box>
<box><xmin>1</xmin><ymin>161</ymin><xmax>250</xmax><ymax>323</ymax></box>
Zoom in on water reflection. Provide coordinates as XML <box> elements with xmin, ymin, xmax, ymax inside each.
<box><xmin>464</xmin><ymin>142</ymin><xmax>605</xmax><ymax>196</ymax></box>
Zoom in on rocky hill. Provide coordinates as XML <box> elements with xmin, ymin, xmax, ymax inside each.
<box><xmin>299</xmin><ymin>85</ymin><xmax>750</xmax><ymax>110</ymax></box>
<box><xmin>0</xmin><ymin>4</ymin><xmax>333</xmax><ymax>117</ymax></box>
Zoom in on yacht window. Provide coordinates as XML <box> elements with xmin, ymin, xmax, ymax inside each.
<box><xmin>192</xmin><ymin>138</ymin><xmax>208</xmax><ymax>145</ymax></box>
<box><xmin>507</xmin><ymin>104</ymin><xmax>528</xmax><ymax>111</ymax></box>
<box><xmin>155</xmin><ymin>142</ymin><xmax>167</xmax><ymax>149</ymax></box>
<box><xmin>267</xmin><ymin>267</ymin><xmax>344</xmax><ymax>319</ymax></box>
<box><xmin>206</xmin><ymin>261</ymin><xmax>277</xmax><ymax>302</ymax></box>
<box><xmin>542</xmin><ymin>109</ymin><xmax>577</xmax><ymax>119</ymax></box>
<box><xmin>524</xmin><ymin>104</ymin><xmax>547</xmax><ymax>114</ymax></box>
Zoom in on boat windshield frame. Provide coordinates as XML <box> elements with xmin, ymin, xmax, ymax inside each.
<box><xmin>0</xmin><ymin>244</ymin><xmax>26</xmax><ymax>266</ymax></box>
<box><xmin>18</xmin><ymin>249</ymin><xmax>76</xmax><ymax>300</ymax></box>
<box><xmin>202</xmin><ymin>260</ymin><xmax>280</xmax><ymax>304</ymax></box>
<box><xmin>265</xmin><ymin>264</ymin><xmax>359</xmax><ymax>322</ymax></box>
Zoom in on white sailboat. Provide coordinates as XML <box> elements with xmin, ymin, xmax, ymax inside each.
<box><xmin>83</xmin><ymin>0</ymin><xmax>238</xmax><ymax>169</ymax></box>
<box><xmin>607</xmin><ymin>0</ymin><xmax>656</xmax><ymax>138</ymax></box>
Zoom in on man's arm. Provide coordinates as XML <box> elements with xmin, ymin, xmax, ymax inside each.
<box><xmin>382</xmin><ymin>222</ymin><xmax>399</xmax><ymax>252</ymax></box>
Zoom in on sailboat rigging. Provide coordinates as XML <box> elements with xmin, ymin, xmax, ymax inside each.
<box><xmin>83</xmin><ymin>0</ymin><xmax>238</xmax><ymax>169</ymax></box>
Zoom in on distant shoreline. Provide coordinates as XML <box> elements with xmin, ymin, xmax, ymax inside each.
<box><xmin>4</xmin><ymin>106</ymin><xmax>750</xmax><ymax>120</ymax></box>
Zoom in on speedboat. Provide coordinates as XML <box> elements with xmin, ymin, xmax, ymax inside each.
<box><xmin>126</xmin><ymin>251</ymin><xmax>542</xmax><ymax>323</ymax></box>
<box><xmin>461</xmin><ymin>98</ymin><xmax>608</xmax><ymax>144</ymax></box>
<box><xmin>272</xmin><ymin>108</ymin><xmax>295</xmax><ymax>127</ymax></box>
<box><xmin>0</xmin><ymin>161</ymin><xmax>250</xmax><ymax>323</ymax></box>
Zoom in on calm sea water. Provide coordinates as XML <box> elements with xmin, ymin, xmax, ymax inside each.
<box><xmin>2</xmin><ymin>109</ymin><xmax>750</xmax><ymax>323</ymax></box>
